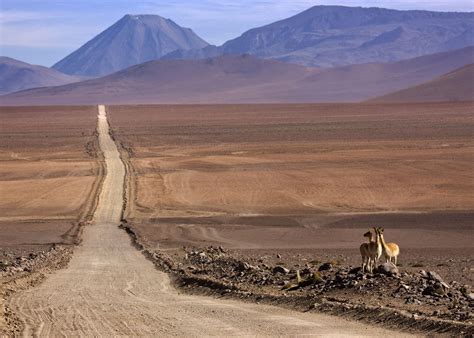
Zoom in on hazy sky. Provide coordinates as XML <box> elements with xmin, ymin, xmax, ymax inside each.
<box><xmin>1</xmin><ymin>0</ymin><xmax>473</xmax><ymax>66</ymax></box>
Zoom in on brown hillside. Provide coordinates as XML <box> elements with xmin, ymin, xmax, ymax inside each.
<box><xmin>370</xmin><ymin>63</ymin><xmax>474</xmax><ymax>102</ymax></box>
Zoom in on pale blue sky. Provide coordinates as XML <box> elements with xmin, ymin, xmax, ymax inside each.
<box><xmin>1</xmin><ymin>0</ymin><xmax>473</xmax><ymax>66</ymax></box>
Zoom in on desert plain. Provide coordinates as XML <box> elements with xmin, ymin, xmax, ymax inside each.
<box><xmin>0</xmin><ymin>106</ymin><xmax>102</xmax><ymax>259</ymax></box>
<box><xmin>1</xmin><ymin>102</ymin><xmax>473</xmax><ymax>334</ymax></box>
<box><xmin>107</xmin><ymin>103</ymin><xmax>473</xmax><ymax>256</ymax></box>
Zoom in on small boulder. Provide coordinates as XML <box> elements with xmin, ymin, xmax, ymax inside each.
<box><xmin>375</xmin><ymin>262</ymin><xmax>399</xmax><ymax>276</ymax></box>
<box><xmin>398</xmin><ymin>283</ymin><xmax>410</xmax><ymax>291</ymax></box>
<box><xmin>423</xmin><ymin>283</ymin><xmax>446</xmax><ymax>297</ymax></box>
<box><xmin>0</xmin><ymin>260</ymin><xmax>10</xmax><ymax>268</ymax></box>
<box><xmin>273</xmin><ymin>266</ymin><xmax>290</xmax><ymax>274</ymax></box>
<box><xmin>349</xmin><ymin>266</ymin><xmax>362</xmax><ymax>274</ymax></box>
<box><xmin>236</xmin><ymin>262</ymin><xmax>252</xmax><ymax>271</ymax></box>
<box><xmin>318</xmin><ymin>262</ymin><xmax>333</xmax><ymax>271</ymax></box>
<box><xmin>427</xmin><ymin>271</ymin><xmax>450</xmax><ymax>289</ymax></box>
<box><xmin>460</xmin><ymin>285</ymin><xmax>473</xmax><ymax>300</ymax></box>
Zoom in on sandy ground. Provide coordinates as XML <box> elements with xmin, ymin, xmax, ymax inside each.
<box><xmin>7</xmin><ymin>106</ymin><xmax>400</xmax><ymax>336</ymax></box>
<box><xmin>0</xmin><ymin>106</ymin><xmax>101</xmax><ymax>257</ymax></box>
<box><xmin>107</xmin><ymin>103</ymin><xmax>474</xmax><ymax>253</ymax></box>
<box><xmin>107</xmin><ymin>103</ymin><xmax>474</xmax><ymax>320</ymax></box>
<box><xmin>103</xmin><ymin>103</ymin><xmax>474</xmax><ymax>333</ymax></box>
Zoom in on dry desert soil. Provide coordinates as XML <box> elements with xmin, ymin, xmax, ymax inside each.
<box><xmin>0</xmin><ymin>105</ymin><xmax>102</xmax><ymax>260</ymax></box>
<box><xmin>1</xmin><ymin>102</ymin><xmax>473</xmax><ymax>335</ymax></box>
<box><xmin>1</xmin><ymin>105</ymin><xmax>404</xmax><ymax>336</ymax></box>
<box><xmin>107</xmin><ymin>103</ymin><xmax>473</xmax><ymax>256</ymax></box>
<box><xmin>107</xmin><ymin>102</ymin><xmax>474</xmax><ymax>333</ymax></box>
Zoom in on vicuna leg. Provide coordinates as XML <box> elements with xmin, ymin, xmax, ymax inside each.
<box><xmin>362</xmin><ymin>256</ymin><xmax>367</xmax><ymax>272</ymax></box>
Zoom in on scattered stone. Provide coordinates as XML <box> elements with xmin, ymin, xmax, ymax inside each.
<box><xmin>375</xmin><ymin>263</ymin><xmax>399</xmax><ymax>276</ymax></box>
<box><xmin>399</xmin><ymin>283</ymin><xmax>410</xmax><ymax>291</ymax></box>
<box><xmin>273</xmin><ymin>266</ymin><xmax>290</xmax><ymax>274</ymax></box>
<box><xmin>427</xmin><ymin>271</ymin><xmax>450</xmax><ymax>289</ymax></box>
<box><xmin>318</xmin><ymin>262</ymin><xmax>333</xmax><ymax>271</ymax></box>
<box><xmin>349</xmin><ymin>266</ymin><xmax>362</xmax><ymax>274</ymax></box>
<box><xmin>405</xmin><ymin>297</ymin><xmax>422</xmax><ymax>305</ymax></box>
<box><xmin>423</xmin><ymin>283</ymin><xmax>446</xmax><ymax>297</ymax></box>
<box><xmin>171</xmin><ymin>245</ymin><xmax>473</xmax><ymax>326</ymax></box>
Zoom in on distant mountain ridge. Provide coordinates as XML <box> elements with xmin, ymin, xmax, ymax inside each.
<box><xmin>0</xmin><ymin>57</ymin><xmax>81</xmax><ymax>95</ymax></box>
<box><xmin>2</xmin><ymin>47</ymin><xmax>472</xmax><ymax>105</ymax></box>
<box><xmin>52</xmin><ymin>14</ymin><xmax>209</xmax><ymax>76</ymax></box>
<box><xmin>163</xmin><ymin>5</ymin><xmax>474</xmax><ymax>67</ymax></box>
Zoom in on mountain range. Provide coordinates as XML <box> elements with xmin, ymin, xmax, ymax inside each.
<box><xmin>1</xmin><ymin>5</ymin><xmax>472</xmax><ymax>104</ymax></box>
<box><xmin>52</xmin><ymin>14</ymin><xmax>209</xmax><ymax>76</ymax></box>
<box><xmin>44</xmin><ymin>6</ymin><xmax>474</xmax><ymax>77</ymax></box>
<box><xmin>2</xmin><ymin>46</ymin><xmax>472</xmax><ymax>105</ymax></box>
<box><xmin>163</xmin><ymin>6</ymin><xmax>474</xmax><ymax>68</ymax></box>
<box><xmin>0</xmin><ymin>57</ymin><xmax>82</xmax><ymax>95</ymax></box>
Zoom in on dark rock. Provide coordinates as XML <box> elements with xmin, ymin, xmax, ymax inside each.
<box><xmin>423</xmin><ymin>283</ymin><xmax>446</xmax><ymax>297</ymax></box>
<box><xmin>318</xmin><ymin>263</ymin><xmax>333</xmax><ymax>271</ymax></box>
<box><xmin>300</xmin><ymin>268</ymin><xmax>312</xmax><ymax>276</ymax></box>
<box><xmin>273</xmin><ymin>266</ymin><xmax>290</xmax><ymax>274</ymax></box>
<box><xmin>349</xmin><ymin>266</ymin><xmax>362</xmax><ymax>274</ymax></box>
<box><xmin>397</xmin><ymin>283</ymin><xmax>410</xmax><ymax>291</ymax></box>
<box><xmin>405</xmin><ymin>296</ymin><xmax>422</xmax><ymax>305</ymax></box>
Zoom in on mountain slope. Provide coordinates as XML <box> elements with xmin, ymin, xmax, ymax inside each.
<box><xmin>163</xmin><ymin>5</ymin><xmax>474</xmax><ymax>67</ymax></box>
<box><xmin>2</xmin><ymin>55</ymin><xmax>313</xmax><ymax>104</ymax></box>
<box><xmin>370</xmin><ymin>64</ymin><xmax>474</xmax><ymax>102</ymax></box>
<box><xmin>52</xmin><ymin>14</ymin><xmax>209</xmax><ymax>77</ymax></box>
<box><xmin>0</xmin><ymin>57</ymin><xmax>81</xmax><ymax>95</ymax></box>
<box><xmin>2</xmin><ymin>47</ymin><xmax>472</xmax><ymax>105</ymax></box>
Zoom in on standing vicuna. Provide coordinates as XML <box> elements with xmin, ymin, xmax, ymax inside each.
<box><xmin>375</xmin><ymin>227</ymin><xmax>400</xmax><ymax>265</ymax></box>
<box><xmin>359</xmin><ymin>229</ymin><xmax>382</xmax><ymax>272</ymax></box>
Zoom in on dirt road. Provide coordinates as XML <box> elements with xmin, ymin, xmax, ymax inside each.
<box><xmin>8</xmin><ymin>105</ymin><xmax>402</xmax><ymax>336</ymax></box>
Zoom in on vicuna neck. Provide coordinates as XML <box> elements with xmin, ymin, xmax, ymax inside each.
<box><xmin>379</xmin><ymin>233</ymin><xmax>390</xmax><ymax>253</ymax></box>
